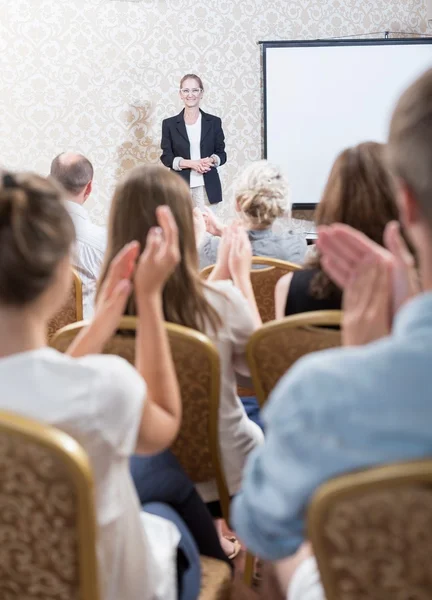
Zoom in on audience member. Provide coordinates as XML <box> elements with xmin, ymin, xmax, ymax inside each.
<box><xmin>0</xmin><ymin>171</ymin><xmax>202</xmax><ymax>600</ymax></box>
<box><xmin>50</xmin><ymin>152</ymin><xmax>106</xmax><ymax>318</ymax></box>
<box><xmin>198</xmin><ymin>160</ymin><xmax>307</xmax><ymax>268</ymax></box>
<box><xmin>275</xmin><ymin>141</ymin><xmax>401</xmax><ymax>319</ymax></box>
<box><xmin>233</xmin><ymin>68</ymin><xmax>432</xmax><ymax>599</ymax></box>
<box><xmin>98</xmin><ymin>164</ymin><xmax>264</xmax><ymax>558</ymax></box>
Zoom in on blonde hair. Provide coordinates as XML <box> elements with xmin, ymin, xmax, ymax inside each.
<box><xmin>235</xmin><ymin>160</ymin><xmax>290</xmax><ymax>227</ymax></box>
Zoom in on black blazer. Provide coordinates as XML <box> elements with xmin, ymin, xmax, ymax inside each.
<box><xmin>160</xmin><ymin>109</ymin><xmax>227</xmax><ymax>204</ymax></box>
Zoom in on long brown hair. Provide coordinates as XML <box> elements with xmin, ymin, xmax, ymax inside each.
<box><xmin>309</xmin><ymin>141</ymin><xmax>400</xmax><ymax>298</ymax></box>
<box><xmin>98</xmin><ymin>165</ymin><xmax>221</xmax><ymax>333</ymax></box>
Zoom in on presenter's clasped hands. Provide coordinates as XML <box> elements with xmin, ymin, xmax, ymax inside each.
<box><xmin>179</xmin><ymin>157</ymin><xmax>216</xmax><ymax>173</ymax></box>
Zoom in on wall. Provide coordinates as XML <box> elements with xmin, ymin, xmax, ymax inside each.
<box><xmin>0</xmin><ymin>0</ymin><xmax>428</xmax><ymax>226</ymax></box>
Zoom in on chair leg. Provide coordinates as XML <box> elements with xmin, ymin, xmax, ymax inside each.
<box><xmin>243</xmin><ymin>551</ymin><xmax>255</xmax><ymax>586</ymax></box>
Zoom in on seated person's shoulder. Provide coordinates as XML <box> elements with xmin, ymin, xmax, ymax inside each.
<box><xmin>267</xmin><ymin>340</ymin><xmax>390</xmax><ymax>421</ymax></box>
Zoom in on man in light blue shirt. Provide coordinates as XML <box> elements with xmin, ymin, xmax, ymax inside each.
<box><xmin>232</xmin><ymin>68</ymin><xmax>432</xmax><ymax>599</ymax></box>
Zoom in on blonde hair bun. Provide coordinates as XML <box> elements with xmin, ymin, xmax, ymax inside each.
<box><xmin>235</xmin><ymin>160</ymin><xmax>290</xmax><ymax>227</ymax></box>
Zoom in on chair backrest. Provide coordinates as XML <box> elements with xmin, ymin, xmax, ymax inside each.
<box><xmin>246</xmin><ymin>310</ymin><xmax>342</xmax><ymax>407</ymax></box>
<box><xmin>47</xmin><ymin>268</ymin><xmax>83</xmax><ymax>341</ymax></box>
<box><xmin>51</xmin><ymin>317</ymin><xmax>231</xmax><ymax>522</ymax></box>
<box><xmin>308</xmin><ymin>460</ymin><xmax>432</xmax><ymax>600</ymax></box>
<box><xmin>0</xmin><ymin>410</ymin><xmax>99</xmax><ymax>600</ymax></box>
<box><xmin>201</xmin><ymin>257</ymin><xmax>301</xmax><ymax>323</ymax></box>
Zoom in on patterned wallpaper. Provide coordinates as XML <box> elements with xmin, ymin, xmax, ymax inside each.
<box><xmin>0</xmin><ymin>0</ymin><xmax>428</xmax><ymax>227</ymax></box>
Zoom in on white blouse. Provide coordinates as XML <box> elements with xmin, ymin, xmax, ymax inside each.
<box><xmin>185</xmin><ymin>112</ymin><xmax>204</xmax><ymax>188</ymax></box>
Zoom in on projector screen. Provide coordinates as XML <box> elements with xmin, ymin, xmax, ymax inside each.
<box><xmin>263</xmin><ymin>39</ymin><xmax>432</xmax><ymax>208</ymax></box>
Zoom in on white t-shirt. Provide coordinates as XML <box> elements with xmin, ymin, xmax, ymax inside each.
<box><xmin>196</xmin><ymin>280</ymin><xmax>265</xmax><ymax>502</ymax></box>
<box><xmin>186</xmin><ymin>113</ymin><xmax>204</xmax><ymax>188</ymax></box>
<box><xmin>0</xmin><ymin>348</ymin><xmax>179</xmax><ymax>600</ymax></box>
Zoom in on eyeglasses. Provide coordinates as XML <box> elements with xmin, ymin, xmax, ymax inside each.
<box><xmin>180</xmin><ymin>88</ymin><xmax>202</xmax><ymax>96</ymax></box>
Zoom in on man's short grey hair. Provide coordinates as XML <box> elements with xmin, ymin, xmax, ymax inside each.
<box><xmin>50</xmin><ymin>152</ymin><xmax>94</xmax><ymax>195</ymax></box>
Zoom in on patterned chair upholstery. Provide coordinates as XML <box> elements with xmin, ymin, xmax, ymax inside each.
<box><xmin>47</xmin><ymin>268</ymin><xmax>83</xmax><ymax>341</ymax></box>
<box><xmin>247</xmin><ymin>310</ymin><xmax>342</xmax><ymax>407</ymax></box>
<box><xmin>201</xmin><ymin>257</ymin><xmax>301</xmax><ymax>323</ymax></box>
<box><xmin>0</xmin><ymin>410</ymin><xmax>99</xmax><ymax>600</ymax></box>
<box><xmin>308</xmin><ymin>460</ymin><xmax>432</xmax><ymax>600</ymax></box>
<box><xmin>51</xmin><ymin>317</ymin><xmax>232</xmax><ymax>599</ymax></box>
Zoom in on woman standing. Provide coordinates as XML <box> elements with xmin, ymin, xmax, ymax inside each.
<box><xmin>161</xmin><ymin>74</ymin><xmax>226</xmax><ymax>209</ymax></box>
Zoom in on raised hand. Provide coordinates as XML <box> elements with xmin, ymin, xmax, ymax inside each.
<box><xmin>228</xmin><ymin>225</ymin><xmax>253</xmax><ymax>284</ymax></box>
<box><xmin>134</xmin><ymin>205</ymin><xmax>180</xmax><ymax>298</ymax></box>
<box><xmin>94</xmin><ymin>241</ymin><xmax>139</xmax><ymax>335</ymax></box>
<box><xmin>342</xmin><ymin>256</ymin><xmax>392</xmax><ymax>346</ymax></box>
<box><xmin>208</xmin><ymin>223</ymin><xmax>234</xmax><ymax>281</ymax></box>
<box><xmin>192</xmin><ymin>207</ymin><xmax>207</xmax><ymax>246</ymax></box>
<box><xmin>67</xmin><ymin>241</ymin><xmax>139</xmax><ymax>357</ymax></box>
<box><xmin>203</xmin><ymin>206</ymin><xmax>224</xmax><ymax>236</ymax></box>
<box><xmin>317</xmin><ymin>221</ymin><xmax>419</xmax><ymax>318</ymax></box>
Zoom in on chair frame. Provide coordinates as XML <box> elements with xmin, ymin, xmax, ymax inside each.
<box><xmin>246</xmin><ymin>310</ymin><xmax>342</xmax><ymax>407</ymax></box>
<box><xmin>72</xmin><ymin>268</ymin><xmax>84</xmax><ymax>322</ymax></box>
<box><xmin>308</xmin><ymin>459</ymin><xmax>432</xmax><ymax>600</ymax></box>
<box><xmin>200</xmin><ymin>256</ymin><xmax>302</xmax><ymax>280</ymax></box>
<box><xmin>51</xmin><ymin>317</ymin><xmax>232</xmax><ymax>524</ymax></box>
<box><xmin>0</xmin><ymin>409</ymin><xmax>99</xmax><ymax>600</ymax></box>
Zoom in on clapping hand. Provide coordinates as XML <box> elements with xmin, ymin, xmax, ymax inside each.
<box><xmin>135</xmin><ymin>205</ymin><xmax>180</xmax><ymax>298</ymax></box>
<box><xmin>228</xmin><ymin>225</ymin><xmax>253</xmax><ymax>285</ymax></box>
<box><xmin>203</xmin><ymin>206</ymin><xmax>224</xmax><ymax>236</ymax></box>
<box><xmin>94</xmin><ymin>241</ymin><xmax>139</xmax><ymax>338</ymax></box>
<box><xmin>317</xmin><ymin>221</ymin><xmax>419</xmax><ymax>319</ymax></box>
<box><xmin>342</xmin><ymin>256</ymin><xmax>392</xmax><ymax>346</ymax></box>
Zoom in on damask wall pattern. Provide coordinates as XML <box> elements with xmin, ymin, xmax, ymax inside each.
<box><xmin>0</xmin><ymin>0</ymin><xmax>428</xmax><ymax>226</ymax></box>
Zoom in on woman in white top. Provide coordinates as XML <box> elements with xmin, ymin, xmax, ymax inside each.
<box><xmin>98</xmin><ymin>164</ymin><xmax>264</xmax><ymax>553</ymax></box>
<box><xmin>161</xmin><ymin>74</ymin><xmax>226</xmax><ymax>209</ymax></box>
<box><xmin>0</xmin><ymin>171</ymin><xmax>201</xmax><ymax>600</ymax></box>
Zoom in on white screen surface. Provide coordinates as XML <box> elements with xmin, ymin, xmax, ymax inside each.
<box><xmin>265</xmin><ymin>42</ymin><xmax>432</xmax><ymax>206</ymax></box>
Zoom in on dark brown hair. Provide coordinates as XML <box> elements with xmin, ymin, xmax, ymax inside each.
<box><xmin>0</xmin><ymin>172</ymin><xmax>75</xmax><ymax>306</ymax></box>
<box><xmin>180</xmin><ymin>74</ymin><xmax>204</xmax><ymax>91</ymax></box>
<box><xmin>388</xmin><ymin>68</ymin><xmax>432</xmax><ymax>226</ymax></box>
<box><xmin>309</xmin><ymin>141</ymin><xmax>400</xmax><ymax>298</ymax></box>
<box><xmin>98</xmin><ymin>165</ymin><xmax>221</xmax><ymax>333</ymax></box>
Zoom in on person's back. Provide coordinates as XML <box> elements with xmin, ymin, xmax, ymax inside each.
<box><xmin>98</xmin><ymin>164</ymin><xmax>265</xmax><ymax>505</ymax></box>
<box><xmin>234</xmin><ymin>68</ymin><xmax>432</xmax><ymax>599</ymax></box>
<box><xmin>50</xmin><ymin>152</ymin><xmax>106</xmax><ymax>318</ymax></box>
<box><xmin>275</xmin><ymin>142</ymin><xmax>401</xmax><ymax>320</ymax></box>
<box><xmin>0</xmin><ymin>172</ymin><xmax>187</xmax><ymax>599</ymax></box>
<box><xmin>0</xmin><ymin>347</ymin><xmax>176</xmax><ymax>600</ymax></box>
<box><xmin>198</xmin><ymin>160</ymin><xmax>307</xmax><ymax>269</ymax></box>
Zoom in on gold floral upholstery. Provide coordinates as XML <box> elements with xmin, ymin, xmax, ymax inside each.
<box><xmin>47</xmin><ymin>269</ymin><xmax>83</xmax><ymax>341</ymax></box>
<box><xmin>201</xmin><ymin>257</ymin><xmax>301</xmax><ymax>323</ymax></box>
<box><xmin>247</xmin><ymin>311</ymin><xmax>342</xmax><ymax>407</ymax></box>
<box><xmin>199</xmin><ymin>556</ymin><xmax>232</xmax><ymax>600</ymax></box>
<box><xmin>0</xmin><ymin>410</ymin><xmax>99</xmax><ymax>600</ymax></box>
<box><xmin>308</xmin><ymin>460</ymin><xmax>432</xmax><ymax>600</ymax></box>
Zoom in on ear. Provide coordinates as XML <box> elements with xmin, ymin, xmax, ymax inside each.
<box><xmin>84</xmin><ymin>180</ymin><xmax>92</xmax><ymax>200</ymax></box>
<box><xmin>235</xmin><ymin>197</ymin><xmax>241</xmax><ymax>213</ymax></box>
<box><xmin>397</xmin><ymin>178</ymin><xmax>420</xmax><ymax>229</ymax></box>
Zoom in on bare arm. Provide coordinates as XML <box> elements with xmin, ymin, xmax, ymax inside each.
<box><xmin>133</xmin><ymin>207</ymin><xmax>182</xmax><ymax>455</ymax></box>
<box><xmin>135</xmin><ymin>293</ymin><xmax>181</xmax><ymax>454</ymax></box>
<box><xmin>274</xmin><ymin>272</ymin><xmax>293</xmax><ymax>320</ymax></box>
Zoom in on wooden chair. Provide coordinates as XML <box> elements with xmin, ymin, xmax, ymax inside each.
<box><xmin>47</xmin><ymin>268</ymin><xmax>83</xmax><ymax>341</ymax></box>
<box><xmin>0</xmin><ymin>410</ymin><xmax>99</xmax><ymax>600</ymax></box>
<box><xmin>308</xmin><ymin>459</ymin><xmax>432</xmax><ymax>600</ymax></box>
<box><xmin>247</xmin><ymin>310</ymin><xmax>342</xmax><ymax>407</ymax></box>
<box><xmin>201</xmin><ymin>257</ymin><xmax>302</xmax><ymax>323</ymax></box>
<box><xmin>51</xmin><ymin>317</ymin><xmax>233</xmax><ymax>599</ymax></box>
